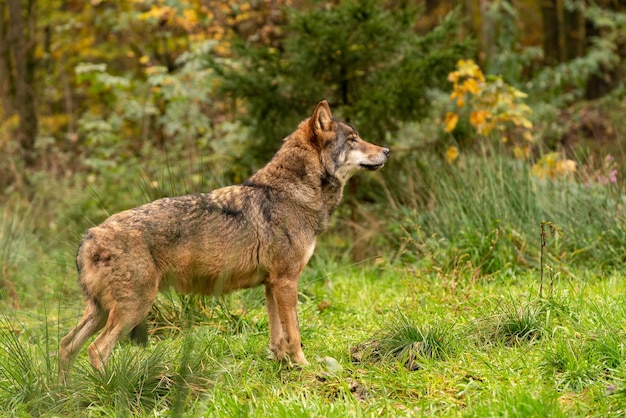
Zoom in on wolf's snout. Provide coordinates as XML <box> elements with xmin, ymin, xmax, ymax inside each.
<box><xmin>377</xmin><ymin>147</ymin><xmax>390</xmax><ymax>163</ymax></box>
<box><xmin>359</xmin><ymin>146</ymin><xmax>389</xmax><ymax>171</ymax></box>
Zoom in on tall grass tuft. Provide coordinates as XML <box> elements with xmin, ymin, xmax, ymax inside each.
<box><xmin>351</xmin><ymin>310</ymin><xmax>455</xmax><ymax>370</ymax></box>
<box><xmin>541</xmin><ymin>338</ymin><xmax>600</xmax><ymax>391</ymax></box>
<box><xmin>477</xmin><ymin>299</ymin><xmax>548</xmax><ymax>346</ymax></box>
<box><xmin>0</xmin><ymin>312</ymin><xmax>56</xmax><ymax>415</ymax></box>
<box><xmin>149</xmin><ymin>292</ymin><xmax>214</xmax><ymax>337</ymax></box>
<box><xmin>465</xmin><ymin>386</ymin><xmax>567</xmax><ymax>417</ymax></box>
<box><xmin>73</xmin><ymin>342</ymin><xmax>173</xmax><ymax>414</ymax></box>
<box><xmin>149</xmin><ymin>288</ymin><xmax>266</xmax><ymax>339</ymax></box>
<box><xmin>384</xmin><ymin>147</ymin><xmax>626</xmax><ymax>276</ymax></box>
<box><xmin>394</xmin><ymin>149</ymin><xmax>540</xmax><ymax>275</ymax></box>
<box><xmin>580</xmin><ymin>298</ymin><xmax>626</xmax><ymax>372</ymax></box>
<box><xmin>0</xmin><ymin>203</ymin><xmax>41</xmax><ymax>308</ymax></box>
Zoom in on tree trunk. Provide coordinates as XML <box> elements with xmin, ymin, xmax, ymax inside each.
<box><xmin>541</xmin><ymin>0</ymin><xmax>560</xmax><ymax>64</ymax></box>
<box><xmin>0</xmin><ymin>3</ymin><xmax>15</xmax><ymax>118</ymax></box>
<box><xmin>541</xmin><ymin>0</ymin><xmax>585</xmax><ymax>65</ymax></box>
<box><xmin>584</xmin><ymin>0</ymin><xmax>625</xmax><ymax>99</ymax></box>
<box><xmin>7</xmin><ymin>0</ymin><xmax>38</xmax><ymax>167</ymax></box>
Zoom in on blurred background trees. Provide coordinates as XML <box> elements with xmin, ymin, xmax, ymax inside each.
<box><xmin>1</xmin><ymin>0</ymin><xmax>624</xmax><ymax>180</ymax></box>
<box><xmin>0</xmin><ymin>0</ymin><xmax>624</xmax><ymax>218</ymax></box>
<box><xmin>0</xmin><ymin>0</ymin><xmax>37</xmax><ymax>168</ymax></box>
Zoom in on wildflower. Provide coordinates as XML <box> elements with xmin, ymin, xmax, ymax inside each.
<box><xmin>610</xmin><ymin>169</ymin><xmax>618</xmax><ymax>183</ymax></box>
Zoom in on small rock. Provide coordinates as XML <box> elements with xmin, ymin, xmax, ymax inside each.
<box><xmin>319</xmin><ymin>356</ymin><xmax>343</xmax><ymax>373</ymax></box>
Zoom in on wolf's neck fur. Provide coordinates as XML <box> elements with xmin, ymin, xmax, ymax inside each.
<box><xmin>243</xmin><ymin>132</ymin><xmax>344</xmax><ymax>233</ymax></box>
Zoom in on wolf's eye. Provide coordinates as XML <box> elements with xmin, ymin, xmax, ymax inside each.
<box><xmin>347</xmin><ymin>136</ymin><xmax>357</xmax><ymax>143</ymax></box>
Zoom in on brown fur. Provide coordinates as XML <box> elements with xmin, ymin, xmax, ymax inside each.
<box><xmin>58</xmin><ymin>100</ymin><xmax>389</xmax><ymax>381</ymax></box>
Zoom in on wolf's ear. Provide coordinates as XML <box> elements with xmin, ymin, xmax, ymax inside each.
<box><xmin>312</xmin><ymin>100</ymin><xmax>333</xmax><ymax>136</ymax></box>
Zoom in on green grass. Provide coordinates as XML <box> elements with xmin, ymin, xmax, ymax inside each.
<box><xmin>1</xmin><ymin>264</ymin><xmax>624</xmax><ymax>416</ymax></box>
<box><xmin>0</xmin><ymin>148</ymin><xmax>625</xmax><ymax>416</ymax></box>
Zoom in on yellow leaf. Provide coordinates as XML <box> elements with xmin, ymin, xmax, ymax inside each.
<box><xmin>145</xmin><ymin>66</ymin><xmax>167</xmax><ymax>75</ymax></box>
<box><xmin>463</xmin><ymin>78</ymin><xmax>480</xmax><ymax>95</ymax></box>
<box><xmin>139</xmin><ymin>55</ymin><xmax>150</xmax><ymax>64</ymax></box>
<box><xmin>531</xmin><ymin>163</ymin><xmax>545</xmax><ymax>179</ymax></box>
<box><xmin>444</xmin><ymin>112</ymin><xmax>459</xmax><ymax>133</ymax></box>
<box><xmin>445</xmin><ymin>146</ymin><xmax>459</xmax><ymax>164</ymax></box>
<box><xmin>140</xmin><ymin>5</ymin><xmax>173</xmax><ymax>21</ymax></box>
<box><xmin>514</xmin><ymin>145</ymin><xmax>531</xmax><ymax>160</ymax></box>
<box><xmin>557</xmin><ymin>159</ymin><xmax>577</xmax><ymax>174</ymax></box>
<box><xmin>477</xmin><ymin>121</ymin><xmax>495</xmax><ymax>136</ymax></box>
<box><xmin>456</xmin><ymin>59</ymin><xmax>485</xmax><ymax>81</ymax></box>
<box><xmin>469</xmin><ymin>110</ymin><xmax>491</xmax><ymax>127</ymax></box>
<box><xmin>523</xmin><ymin>131</ymin><xmax>534</xmax><ymax>142</ymax></box>
<box><xmin>512</xmin><ymin>88</ymin><xmax>528</xmax><ymax>98</ymax></box>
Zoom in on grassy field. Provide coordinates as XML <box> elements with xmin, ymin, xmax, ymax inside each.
<box><xmin>0</xmin><ymin>150</ymin><xmax>625</xmax><ymax>416</ymax></box>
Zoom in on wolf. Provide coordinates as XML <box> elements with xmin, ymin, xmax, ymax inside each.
<box><xmin>58</xmin><ymin>100</ymin><xmax>389</xmax><ymax>381</ymax></box>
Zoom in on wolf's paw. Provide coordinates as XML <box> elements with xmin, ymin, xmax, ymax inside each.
<box><xmin>289</xmin><ymin>351</ymin><xmax>309</xmax><ymax>366</ymax></box>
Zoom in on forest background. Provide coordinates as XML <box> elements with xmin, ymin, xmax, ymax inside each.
<box><xmin>1</xmin><ymin>0</ymin><xmax>624</xmax><ymax>263</ymax></box>
<box><xmin>0</xmin><ymin>0</ymin><xmax>625</xmax><ymax>416</ymax></box>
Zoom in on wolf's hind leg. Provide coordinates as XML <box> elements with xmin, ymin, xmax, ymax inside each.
<box><xmin>59</xmin><ymin>300</ymin><xmax>106</xmax><ymax>383</ymax></box>
<box><xmin>87</xmin><ymin>273</ymin><xmax>158</xmax><ymax>371</ymax></box>
<box><xmin>87</xmin><ymin>299</ymin><xmax>154</xmax><ymax>372</ymax></box>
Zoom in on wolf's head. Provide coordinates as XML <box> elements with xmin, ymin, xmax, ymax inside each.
<box><xmin>310</xmin><ymin>100</ymin><xmax>389</xmax><ymax>184</ymax></box>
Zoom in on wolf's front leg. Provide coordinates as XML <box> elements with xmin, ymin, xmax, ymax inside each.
<box><xmin>264</xmin><ymin>284</ymin><xmax>287</xmax><ymax>359</ymax></box>
<box><xmin>265</xmin><ymin>279</ymin><xmax>308</xmax><ymax>365</ymax></box>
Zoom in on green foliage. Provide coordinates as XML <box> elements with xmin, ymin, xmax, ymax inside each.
<box><xmin>149</xmin><ymin>288</ymin><xmax>266</xmax><ymax>338</ymax></box>
<box><xmin>75</xmin><ymin>39</ymin><xmax>220</xmax><ymax>170</ymax></box>
<box><xmin>1</xmin><ymin>219</ymin><xmax>626</xmax><ymax>416</ymax></box>
<box><xmin>482</xmin><ymin>0</ymin><xmax>543</xmax><ymax>85</ymax></box>
<box><xmin>0</xmin><ymin>205</ymin><xmax>28</xmax><ymax>307</ymax></box>
<box><xmin>397</xmin><ymin>150</ymin><xmax>535</xmax><ymax>275</ymax></box>
<box><xmin>0</xmin><ymin>201</ymin><xmax>54</xmax><ymax>308</ymax></box>
<box><xmin>528</xmin><ymin>3</ymin><xmax>626</xmax><ymax>105</ymax></box>
<box><xmin>530</xmin><ymin>38</ymin><xmax>621</xmax><ymax>105</ymax></box>
<box><xmin>214</xmin><ymin>0</ymin><xmax>471</xmax><ymax>161</ymax></box>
